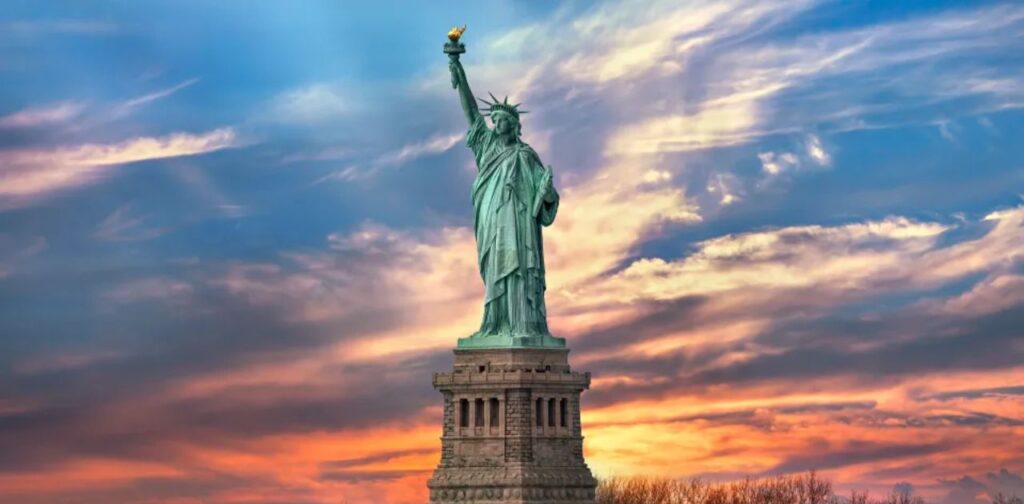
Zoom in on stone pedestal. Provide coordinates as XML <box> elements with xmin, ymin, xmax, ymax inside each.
<box><xmin>427</xmin><ymin>348</ymin><xmax>597</xmax><ymax>503</ymax></box>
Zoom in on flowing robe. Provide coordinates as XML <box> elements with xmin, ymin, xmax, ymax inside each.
<box><xmin>466</xmin><ymin>115</ymin><xmax>558</xmax><ymax>338</ymax></box>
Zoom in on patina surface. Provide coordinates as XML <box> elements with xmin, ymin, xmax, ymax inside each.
<box><xmin>446</xmin><ymin>31</ymin><xmax>565</xmax><ymax>349</ymax></box>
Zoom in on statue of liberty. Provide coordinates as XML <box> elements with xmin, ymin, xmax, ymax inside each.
<box><xmin>445</xmin><ymin>27</ymin><xmax>565</xmax><ymax>348</ymax></box>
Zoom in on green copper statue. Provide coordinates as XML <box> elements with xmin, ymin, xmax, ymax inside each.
<box><xmin>445</xmin><ymin>27</ymin><xmax>565</xmax><ymax>349</ymax></box>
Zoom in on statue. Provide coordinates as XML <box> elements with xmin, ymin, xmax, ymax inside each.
<box><xmin>445</xmin><ymin>27</ymin><xmax>565</xmax><ymax>349</ymax></box>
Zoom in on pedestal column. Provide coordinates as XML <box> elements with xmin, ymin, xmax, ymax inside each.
<box><xmin>428</xmin><ymin>348</ymin><xmax>597</xmax><ymax>503</ymax></box>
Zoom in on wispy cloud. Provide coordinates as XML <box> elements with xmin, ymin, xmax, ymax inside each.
<box><xmin>0</xmin><ymin>234</ymin><xmax>47</xmax><ymax>278</ymax></box>
<box><xmin>316</xmin><ymin>132</ymin><xmax>462</xmax><ymax>182</ymax></box>
<box><xmin>375</xmin><ymin>132</ymin><xmax>463</xmax><ymax>167</ymax></box>
<box><xmin>213</xmin><ymin>222</ymin><xmax>480</xmax><ymax>358</ymax></box>
<box><xmin>94</xmin><ymin>204</ymin><xmax>170</xmax><ymax>241</ymax></box>
<box><xmin>281</xmin><ymin>146</ymin><xmax>353</xmax><ymax>164</ymax></box>
<box><xmin>168</xmin><ymin>161</ymin><xmax>250</xmax><ymax>218</ymax></box>
<box><xmin>759</xmin><ymin>151</ymin><xmax>800</xmax><ymax>175</ymax></box>
<box><xmin>576</xmin><ymin>207</ymin><xmax>1024</xmax><ymax>310</ymax></box>
<box><xmin>102</xmin><ymin>276</ymin><xmax>194</xmax><ymax>305</ymax></box>
<box><xmin>0</xmin><ymin>80</ymin><xmax>201</xmax><ymax>134</ymax></box>
<box><xmin>707</xmin><ymin>172</ymin><xmax>743</xmax><ymax>205</ymax></box>
<box><xmin>112</xmin><ymin>78</ymin><xmax>200</xmax><ymax>116</ymax></box>
<box><xmin>805</xmin><ymin>134</ymin><xmax>830</xmax><ymax>166</ymax></box>
<box><xmin>13</xmin><ymin>350</ymin><xmax>126</xmax><ymax>375</ymax></box>
<box><xmin>268</xmin><ymin>83</ymin><xmax>350</xmax><ymax>124</ymax></box>
<box><xmin>0</xmin><ymin>101</ymin><xmax>86</xmax><ymax>128</ymax></box>
<box><xmin>595</xmin><ymin>2</ymin><xmax>1024</xmax><ymax>155</ymax></box>
<box><xmin>0</xmin><ymin>128</ymin><xmax>239</xmax><ymax>204</ymax></box>
<box><xmin>758</xmin><ymin>134</ymin><xmax>829</xmax><ymax>177</ymax></box>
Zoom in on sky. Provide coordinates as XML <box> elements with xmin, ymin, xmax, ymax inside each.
<box><xmin>0</xmin><ymin>0</ymin><xmax>1023</xmax><ymax>503</ymax></box>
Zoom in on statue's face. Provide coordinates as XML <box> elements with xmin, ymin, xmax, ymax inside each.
<box><xmin>492</xmin><ymin>112</ymin><xmax>517</xmax><ymax>137</ymax></box>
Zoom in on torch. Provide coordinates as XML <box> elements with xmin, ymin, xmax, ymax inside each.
<box><xmin>444</xmin><ymin>25</ymin><xmax>467</xmax><ymax>89</ymax></box>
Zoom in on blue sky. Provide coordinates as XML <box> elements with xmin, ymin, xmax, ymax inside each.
<box><xmin>1</xmin><ymin>1</ymin><xmax>1023</xmax><ymax>503</ymax></box>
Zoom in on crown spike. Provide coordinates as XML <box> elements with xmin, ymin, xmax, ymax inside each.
<box><xmin>488</xmin><ymin>92</ymin><xmax>500</xmax><ymax>104</ymax></box>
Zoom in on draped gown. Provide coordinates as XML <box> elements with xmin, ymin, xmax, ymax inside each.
<box><xmin>466</xmin><ymin>115</ymin><xmax>559</xmax><ymax>339</ymax></box>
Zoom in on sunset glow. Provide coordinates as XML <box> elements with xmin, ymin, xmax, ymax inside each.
<box><xmin>1</xmin><ymin>1</ymin><xmax>1023</xmax><ymax>503</ymax></box>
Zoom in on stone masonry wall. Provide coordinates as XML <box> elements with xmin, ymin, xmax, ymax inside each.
<box><xmin>504</xmin><ymin>388</ymin><xmax>532</xmax><ymax>463</ymax></box>
<box><xmin>441</xmin><ymin>391</ymin><xmax>455</xmax><ymax>465</ymax></box>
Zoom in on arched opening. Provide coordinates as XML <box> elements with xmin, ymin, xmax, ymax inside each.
<box><xmin>548</xmin><ymin>398</ymin><xmax>556</xmax><ymax>427</ymax></box>
<box><xmin>489</xmin><ymin>398</ymin><xmax>500</xmax><ymax>427</ymax></box>
<box><xmin>560</xmin><ymin>398</ymin><xmax>568</xmax><ymax>427</ymax></box>
<box><xmin>474</xmin><ymin>398</ymin><xmax>484</xmax><ymax>427</ymax></box>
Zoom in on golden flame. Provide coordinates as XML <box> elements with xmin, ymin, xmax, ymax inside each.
<box><xmin>448</xmin><ymin>25</ymin><xmax>466</xmax><ymax>42</ymax></box>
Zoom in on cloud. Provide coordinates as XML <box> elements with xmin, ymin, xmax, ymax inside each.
<box><xmin>759</xmin><ymin>151</ymin><xmax>800</xmax><ymax>175</ymax></box>
<box><xmin>757</xmin><ymin>135</ymin><xmax>829</xmax><ymax>178</ymax></box>
<box><xmin>281</xmin><ymin>146</ymin><xmax>353</xmax><ymax>164</ymax></box>
<box><xmin>806</xmin><ymin>134</ymin><xmax>830</xmax><ymax>166</ymax></box>
<box><xmin>375</xmin><ymin>132</ymin><xmax>463</xmax><ymax>167</ymax></box>
<box><xmin>112</xmin><ymin>78</ymin><xmax>200</xmax><ymax>116</ymax></box>
<box><xmin>0</xmin><ymin>102</ymin><xmax>87</xmax><ymax>128</ymax></box>
<box><xmin>269</xmin><ymin>83</ymin><xmax>350</xmax><ymax>124</ymax></box>
<box><xmin>935</xmin><ymin>119</ymin><xmax>960</xmax><ymax>143</ymax></box>
<box><xmin>769</xmin><ymin>440</ymin><xmax>952</xmax><ymax>474</ymax></box>
<box><xmin>577</xmin><ymin>214</ymin><xmax>952</xmax><ymax>308</ymax></box>
<box><xmin>0</xmin><ymin>235</ymin><xmax>47</xmax><ymax>278</ymax></box>
<box><xmin>415</xmin><ymin>0</ymin><xmax>818</xmax><ymax>157</ymax></box>
<box><xmin>931</xmin><ymin>274</ymin><xmax>1024</xmax><ymax>317</ymax></box>
<box><xmin>314</xmin><ymin>164</ymin><xmax>363</xmax><ymax>184</ymax></box>
<box><xmin>320</xmin><ymin>448</ymin><xmax>437</xmax><ymax>471</ymax></box>
<box><xmin>607</xmin><ymin>94</ymin><xmax>770</xmax><ymax>154</ymax></box>
<box><xmin>13</xmin><ymin>350</ymin><xmax>126</xmax><ymax>375</ymax></box>
<box><xmin>922</xmin><ymin>386</ymin><xmax>1024</xmax><ymax>402</ymax></box>
<box><xmin>572</xmin><ymin>205</ymin><xmax>1024</xmax><ymax>320</ymax></box>
<box><xmin>167</xmin><ymin>160</ymin><xmax>250</xmax><ymax>218</ymax></box>
<box><xmin>596</xmin><ymin>2</ymin><xmax>1024</xmax><ymax>155</ymax></box>
<box><xmin>317</xmin><ymin>131</ymin><xmax>463</xmax><ymax>182</ymax></box>
<box><xmin>93</xmin><ymin>204</ymin><xmax>170</xmax><ymax>241</ymax></box>
<box><xmin>213</xmin><ymin>222</ymin><xmax>480</xmax><ymax>357</ymax></box>
<box><xmin>320</xmin><ymin>468</ymin><xmax>431</xmax><ymax>483</ymax></box>
<box><xmin>559</xmin><ymin>208</ymin><xmax>1024</xmax><ymax>403</ymax></box>
<box><xmin>940</xmin><ymin>470</ymin><xmax>1024</xmax><ymax>504</ymax></box>
<box><xmin>707</xmin><ymin>171</ymin><xmax>743</xmax><ymax>205</ymax></box>
<box><xmin>554</xmin><ymin>1</ymin><xmax>810</xmax><ymax>85</ymax></box>
<box><xmin>102</xmin><ymin>277</ymin><xmax>194</xmax><ymax>305</ymax></box>
<box><xmin>0</xmin><ymin>128</ymin><xmax>239</xmax><ymax>204</ymax></box>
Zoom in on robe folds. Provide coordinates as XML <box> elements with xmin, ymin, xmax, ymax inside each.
<box><xmin>466</xmin><ymin>115</ymin><xmax>559</xmax><ymax>338</ymax></box>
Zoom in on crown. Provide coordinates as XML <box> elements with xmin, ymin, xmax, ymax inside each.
<box><xmin>478</xmin><ymin>93</ymin><xmax>528</xmax><ymax>120</ymax></box>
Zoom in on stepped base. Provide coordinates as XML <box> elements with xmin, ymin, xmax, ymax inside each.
<box><xmin>457</xmin><ymin>333</ymin><xmax>566</xmax><ymax>349</ymax></box>
<box><xmin>429</xmin><ymin>466</ymin><xmax>596</xmax><ymax>503</ymax></box>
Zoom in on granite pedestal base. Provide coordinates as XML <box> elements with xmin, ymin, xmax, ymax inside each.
<box><xmin>427</xmin><ymin>348</ymin><xmax>597</xmax><ymax>503</ymax></box>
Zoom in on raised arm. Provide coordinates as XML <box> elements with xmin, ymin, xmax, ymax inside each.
<box><xmin>449</xmin><ymin>56</ymin><xmax>483</xmax><ymax>126</ymax></box>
